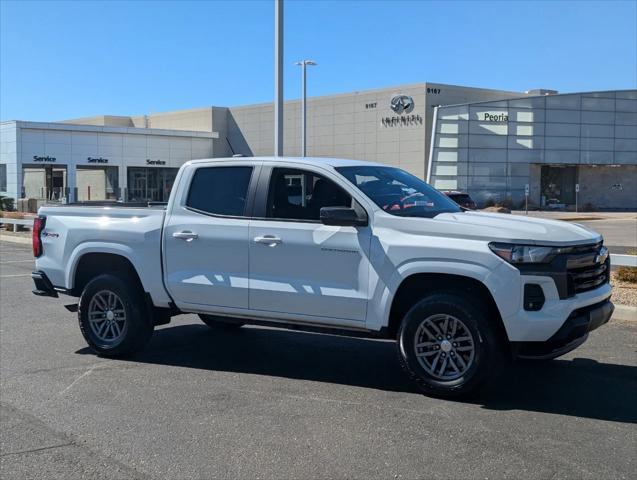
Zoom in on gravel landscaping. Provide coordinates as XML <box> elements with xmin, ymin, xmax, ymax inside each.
<box><xmin>611</xmin><ymin>270</ymin><xmax>637</xmax><ymax>307</ymax></box>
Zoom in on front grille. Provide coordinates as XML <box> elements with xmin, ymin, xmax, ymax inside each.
<box><xmin>566</xmin><ymin>243</ymin><xmax>610</xmax><ymax>296</ymax></box>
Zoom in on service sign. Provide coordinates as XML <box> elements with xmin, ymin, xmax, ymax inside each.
<box><xmin>33</xmin><ymin>155</ymin><xmax>56</xmax><ymax>162</ymax></box>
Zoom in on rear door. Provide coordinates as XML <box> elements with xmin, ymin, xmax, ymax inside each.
<box><xmin>163</xmin><ymin>162</ymin><xmax>259</xmax><ymax>310</ymax></box>
<box><xmin>248</xmin><ymin>164</ymin><xmax>372</xmax><ymax>322</ymax></box>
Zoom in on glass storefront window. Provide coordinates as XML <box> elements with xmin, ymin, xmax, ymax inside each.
<box><xmin>22</xmin><ymin>165</ymin><xmax>67</xmax><ymax>201</ymax></box>
<box><xmin>0</xmin><ymin>164</ymin><xmax>6</xmax><ymax>192</ymax></box>
<box><xmin>77</xmin><ymin>166</ymin><xmax>119</xmax><ymax>201</ymax></box>
<box><xmin>127</xmin><ymin>167</ymin><xmax>178</xmax><ymax>202</ymax></box>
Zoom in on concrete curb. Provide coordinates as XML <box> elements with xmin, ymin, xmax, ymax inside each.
<box><xmin>612</xmin><ymin>304</ymin><xmax>637</xmax><ymax>323</ymax></box>
<box><xmin>0</xmin><ymin>234</ymin><xmax>31</xmax><ymax>245</ymax></box>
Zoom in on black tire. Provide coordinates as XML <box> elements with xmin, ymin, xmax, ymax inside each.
<box><xmin>198</xmin><ymin>314</ymin><xmax>245</xmax><ymax>330</ymax></box>
<box><xmin>397</xmin><ymin>292</ymin><xmax>505</xmax><ymax>398</ymax></box>
<box><xmin>78</xmin><ymin>273</ymin><xmax>153</xmax><ymax>357</ymax></box>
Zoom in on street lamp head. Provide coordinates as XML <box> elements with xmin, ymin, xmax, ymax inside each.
<box><xmin>295</xmin><ymin>60</ymin><xmax>318</xmax><ymax>66</ymax></box>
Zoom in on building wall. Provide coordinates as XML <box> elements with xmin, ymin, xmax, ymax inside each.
<box><xmin>429</xmin><ymin>90</ymin><xmax>637</xmax><ymax>208</ymax></box>
<box><xmin>0</xmin><ymin>121</ymin><xmax>216</xmax><ymax>202</ymax></box>
<box><xmin>578</xmin><ymin>165</ymin><xmax>637</xmax><ymax>210</ymax></box>
<box><xmin>56</xmin><ymin>82</ymin><xmax>525</xmax><ymax>180</ymax></box>
<box><xmin>228</xmin><ymin>83</ymin><xmax>522</xmax><ymax>179</ymax></box>
<box><xmin>0</xmin><ymin>122</ymin><xmax>19</xmax><ymax>199</ymax></box>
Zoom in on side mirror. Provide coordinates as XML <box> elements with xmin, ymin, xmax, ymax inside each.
<box><xmin>320</xmin><ymin>207</ymin><xmax>368</xmax><ymax>227</ymax></box>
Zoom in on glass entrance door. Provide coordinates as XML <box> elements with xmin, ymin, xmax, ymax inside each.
<box><xmin>541</xmin><ymin>165</ymin><xmax>577</xmax><ymax>208</ymax></box>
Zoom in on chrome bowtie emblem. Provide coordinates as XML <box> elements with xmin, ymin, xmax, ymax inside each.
<box><xmin>595</xmin><ymin>246</ymin><xmax>609</xmax><ymax>264</ymax></box>
<box><xmin>390</xmin><ymin>95</ymin><xmax>414</xmax><ymax>114</ymax></box>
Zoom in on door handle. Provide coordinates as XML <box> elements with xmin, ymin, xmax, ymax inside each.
<box><xmin>254</xmin><ymin>235</ymin><xmax>282</xmax><ymax>246</ymax></box>
<box><xmin>173</xmin><ymin>231</ymin><xmax>198</xmax><ymax>241</ymax></box>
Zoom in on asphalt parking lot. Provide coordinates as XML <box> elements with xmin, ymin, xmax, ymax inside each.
<box><xmin>1</xmin><ymin>240</ymin><xmax>636</xmax><ymax>479</ymax></box>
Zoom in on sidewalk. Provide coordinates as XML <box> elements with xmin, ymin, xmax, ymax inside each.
<box><xmin>613</xmin><ymin>304</ymin><xmax>637</xmax><ymax>323</ymax></box>
<box><xmin>0</xmin><ymin>231</ymin><xmax>31</xmax><ymax>244</ymax></box>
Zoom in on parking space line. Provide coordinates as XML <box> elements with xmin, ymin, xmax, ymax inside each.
<box><xmin>0</xmin><ymin>260</ymin><xmax>35</xmax><ymax>263</ymax></box>
<box><xmin>0</xmin><ymin>274</ymin><xmax>32</xmax><ymax>278</ymax></box>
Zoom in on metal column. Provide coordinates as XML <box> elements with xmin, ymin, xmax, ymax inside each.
<box><xmin>274</xmin><ymin>0</ymin><xmax>284</xmax><ymax>156</ymax></box>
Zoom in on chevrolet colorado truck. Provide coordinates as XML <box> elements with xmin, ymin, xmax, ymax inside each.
<box><xmin>31</xmin><ymin>157</ymin><xmax>613</xmax><ymax>397</ymax></box>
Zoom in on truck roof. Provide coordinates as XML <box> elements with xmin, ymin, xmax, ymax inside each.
<box><xmin>189</xmin><ymin>156</ymin><xmax>385</xmax><ymax>168</ymax></box>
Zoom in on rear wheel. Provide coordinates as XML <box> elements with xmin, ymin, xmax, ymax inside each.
<box><xmin>198</xmin><ymin>314</ymin><xmax>245</xmax><ymax>330</ymax></box>
<box><xmin>397</xmin><ymin>292</ymin><xmax>504</xmax><ymax>398</ymax></box>
<box><xmin>78</xmin><ymin>273</ymin><xmax>153</xmax><ymax>357</ymax></box>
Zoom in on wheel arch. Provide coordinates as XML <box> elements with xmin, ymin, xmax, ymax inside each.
<box><xmin>68</xmin><ymin>245</ymin><xmax>145</xmax><ymax>296</ymax></box>
<box><xmin>385</xmin><ymin>272</ymin><xmax>508</xmax><ymax>343</ymax></box>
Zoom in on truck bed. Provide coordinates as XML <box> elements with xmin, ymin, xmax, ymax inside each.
<box><xmin>35</xmin><ymin>205</ymin><xmax>172</xmax><ymax>306</ymax></box>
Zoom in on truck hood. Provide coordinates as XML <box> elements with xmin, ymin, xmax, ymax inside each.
<box><xmin>381</xmin><ymin>211</ymin><xmax>602</xmax><ymax>246</ymax></box>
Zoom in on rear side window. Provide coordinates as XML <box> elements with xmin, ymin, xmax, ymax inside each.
<box><xmin>186</xmin><ymin>166</ymin><xmax>253</xmax><ymax>216</ymax></box>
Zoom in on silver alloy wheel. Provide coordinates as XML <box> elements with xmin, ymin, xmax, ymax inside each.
<box><xmin>88</xmin><ymin>290</ymin><xmax>127</xmax><ymax>345</ymax></box>
<box><xmin>413</xmin><ymin>314</ymin><xmax>475</xmax><ymax>381</ymax></box>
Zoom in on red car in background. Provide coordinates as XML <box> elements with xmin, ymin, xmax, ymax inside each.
<box><xmin>442</xmin><ymin>191</ymin><xmax>477</xmax><ymax>210</ymax></box>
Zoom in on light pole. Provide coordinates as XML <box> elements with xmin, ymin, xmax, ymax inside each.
<box><xmin>274</xmin><ymin>0</ymin><xmax>284</xmax><ymax>156</ymax></box>
<box><xmin>295</xmin><ymin>60</ymin><xmax>317</xmax><ymax>157</ymax></box>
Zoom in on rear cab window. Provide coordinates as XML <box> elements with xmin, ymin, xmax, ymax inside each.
<box><xmin>186</xmin><ymin>166</ymin><xmax>253</xmax><ymax>217</ymax></box>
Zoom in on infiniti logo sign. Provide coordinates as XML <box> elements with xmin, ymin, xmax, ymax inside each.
<box><xmin>390</xmin><ymin>95</ymin><xmax>414</xmax><ymax>114</ymax></box>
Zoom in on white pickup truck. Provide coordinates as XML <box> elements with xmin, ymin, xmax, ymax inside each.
<box><xmin>31</xmin><ymin>157</ymin><xmax>613</xmax><ymax>397</ymax></box>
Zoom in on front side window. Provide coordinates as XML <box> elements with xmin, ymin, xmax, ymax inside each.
<box><xmin>336</xmin><ymin>166</ymin><xmax>461</xmax><ymax>218</ymax></box>
<box><xmin>267</xmin><ymin>168</ymin><xmax>351</xmax><ymax>221</ymax></box>
<box><xmin>186</xmin><ymin>166</ymin><xmax>253</xmax><ymax>216</ymax></box>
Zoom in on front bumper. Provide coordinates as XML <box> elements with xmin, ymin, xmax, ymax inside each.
<box><xmin>512</xmin><ymin>298</ymin><xmax>614</xmax><ymax>359</ymax></box>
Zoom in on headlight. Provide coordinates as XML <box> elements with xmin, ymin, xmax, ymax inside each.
<box><xmin>489</xmin><ymin>243</ymin><xmax>561</xmax><ymax>264</ymax></box>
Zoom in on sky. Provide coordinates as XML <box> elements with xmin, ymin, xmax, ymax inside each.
<box><xmin>1</xmin><ymin>0</ymin><xmax>636</xmax><ymax>122</ymax></box>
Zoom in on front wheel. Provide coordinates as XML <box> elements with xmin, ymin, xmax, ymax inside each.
<box><xmin>78</xmin><ymin>274</ymin><xmax>153</xmax><ymax>357</ymax></box>
<box><xmin>397</xmin><ymin>293</ymin><xmax>504</xmax><ymax>398</ymax></box>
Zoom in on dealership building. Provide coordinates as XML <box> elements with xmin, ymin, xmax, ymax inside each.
<box><xmin>428</xmin><ymin>89</ymin><xmax>637</xmax><ymax>209</ymax></box>
<box><xmin>1</xmin><ymin>83</ymin><xmax>635</xmax><ymax>209</ymax></box>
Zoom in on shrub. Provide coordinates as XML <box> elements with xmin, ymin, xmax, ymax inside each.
<box><xmin>616</xmin><ymin>267</ymin><xmax>637</xmax><ymax>283</ymax></box>
<box><xmin>615</xmin><ymin>249</ymin><xmax>637</xmax><ymax>284</ymax></box>
<box><xmin>0</xmin><ymin>195</ymin><xmax>15</xmax><ymax>212</ymax></box>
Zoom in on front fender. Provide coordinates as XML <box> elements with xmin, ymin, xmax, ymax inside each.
<box><xmin>367</xmin><ymin>259</ymin><xmax>518</xmax><ymax>332</ymax></box>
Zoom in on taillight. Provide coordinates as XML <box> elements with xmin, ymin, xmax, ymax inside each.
<box><xmin>32</xmin><ymin>216</ymin><xmax>46</xmax><ymax>257</ymax></box>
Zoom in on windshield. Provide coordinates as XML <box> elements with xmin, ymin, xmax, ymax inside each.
<box><xmin>336</xmin><ymin>166</ymin><xmax>461</xmax><ymax>218</ymax></box>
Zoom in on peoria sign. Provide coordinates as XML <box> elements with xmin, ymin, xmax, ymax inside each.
<box><xmin>482</xmin><ymin>112</ymin><xmax>509</xmax><ymax>122</ymax></box>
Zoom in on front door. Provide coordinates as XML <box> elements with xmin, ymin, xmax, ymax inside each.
<box><xmin>249</xmin><ymin>167</ymin><xmax>371</xmax><ymax>322</ymax></box>
<box><xmin>163</xmin><ymin>164</ymin><xmax>255</xmax><ymax>310</ymax></box>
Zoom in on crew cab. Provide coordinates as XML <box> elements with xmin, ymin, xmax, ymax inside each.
<box><xmin>31</xmin><ymin>157</ymin><xmax>613</xmax><ymax>397</ymax></box>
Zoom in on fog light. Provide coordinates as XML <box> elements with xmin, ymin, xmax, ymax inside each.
<box><xmin>524</xmin><ymin>284</ymin><xmax>545</xmax><ymax>311</ymax></box>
